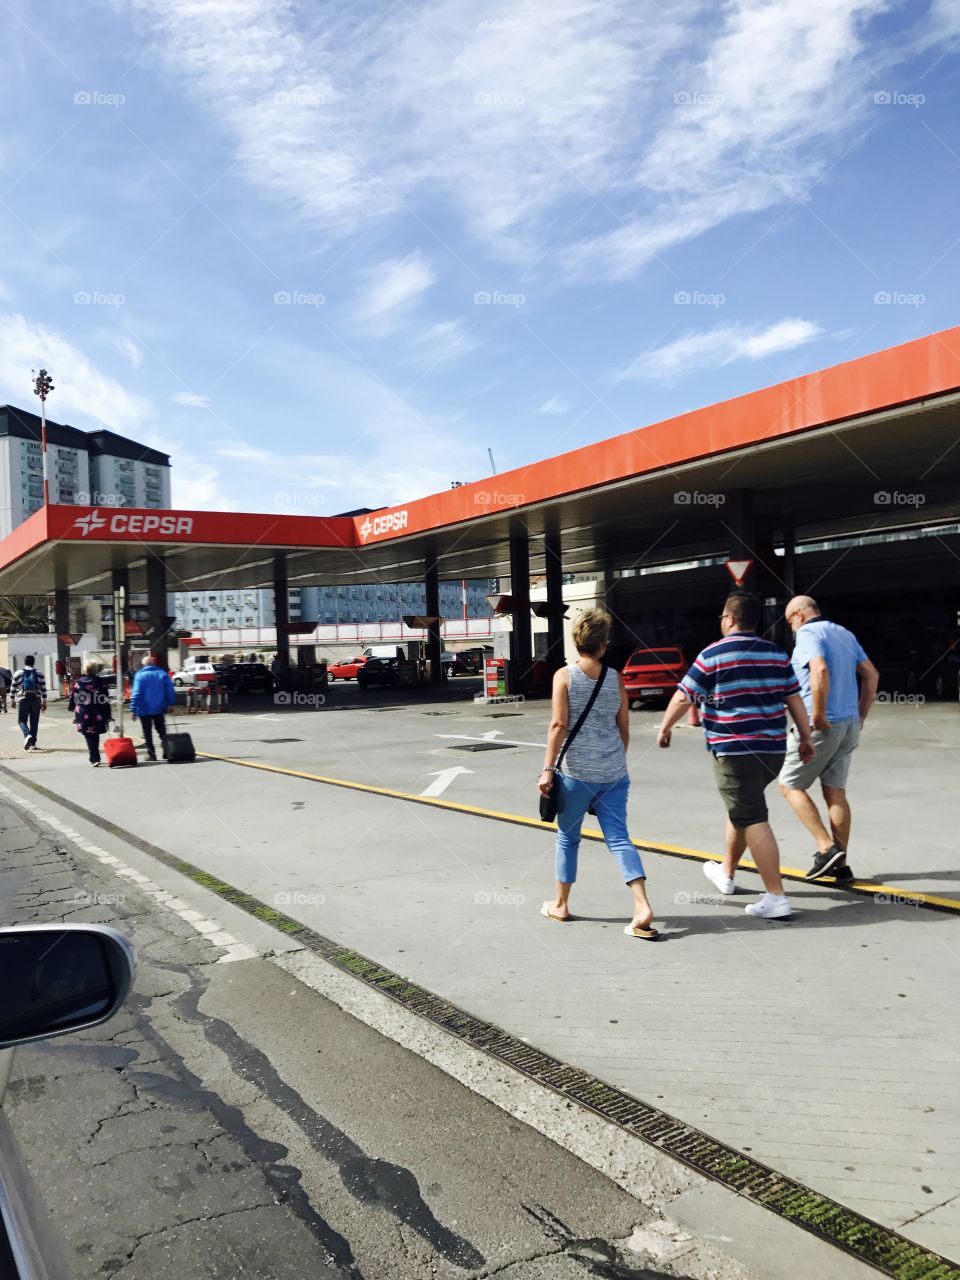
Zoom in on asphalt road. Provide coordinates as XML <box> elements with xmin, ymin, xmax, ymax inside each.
<box><xmin>0</xmin><ymin>796</ymin><xmax>754</xmax><ymax>1280</ymax></box>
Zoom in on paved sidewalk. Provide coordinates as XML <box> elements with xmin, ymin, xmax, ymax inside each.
<box><xmin>2</xmin><ymin>740</ymin><xmax>958</xmax><ymax>1262</ymax></box>
<box><xmin>3</xmin><ymin>795</ymin><xmax>767</xmax><ymax>1280</ymax></box>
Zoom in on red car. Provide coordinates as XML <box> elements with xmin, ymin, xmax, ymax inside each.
<box><xmin>327</xmin><ymin>655</ymin><xmax>368</xmax><ymax>681</ymax></box>
<box><xmin>622</xmin><ymin>647</ymin><xmax>686</xmax><ymax>707</ymax></box>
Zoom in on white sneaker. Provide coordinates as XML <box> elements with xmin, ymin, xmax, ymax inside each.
<box><xmin>703</xmin><ymin>861</ymin><xmax>735</xmax><ymax>895</ymax></box>
<box><xmin>744</xmin><ymin>893</ymin><xmax>792</xmax><ymax>919</ymax></box>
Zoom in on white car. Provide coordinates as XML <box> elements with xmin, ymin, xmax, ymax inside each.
<box><xmin>171</xmin><ymin>663</ymin><xmax>216</xmax><ymax>688</ymax></box>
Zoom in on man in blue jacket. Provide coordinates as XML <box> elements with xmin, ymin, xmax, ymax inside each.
<box><xmin>130</xmin><ymin>654</ymin><xmax>176</xmax><ymax>760</ymax></box>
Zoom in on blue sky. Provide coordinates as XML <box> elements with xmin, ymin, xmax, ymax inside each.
<box><xmin>0</xmin><ymin>0</ymin><xmax>958</xmax><ymax>514</ymax></box>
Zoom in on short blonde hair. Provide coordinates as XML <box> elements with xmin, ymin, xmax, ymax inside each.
<box><xmin>84</xmin><ymin>660</ymin><xmax>100</xmax><ymax>675</ymax></box>
<box><xmin>571</xmin><ymin>607</ymin><xmax>612</xmax><ymax>656</ymax></box>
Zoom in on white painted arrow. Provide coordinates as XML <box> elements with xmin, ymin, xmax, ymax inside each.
<box><xmin>421</xmin><ymin>765</ymin><xmax>475</xmax><ymax>797</ymax></box>
<box><xmin>479</xmin><ymin>729</ymin><xmax>503</xmax><ymax>740</ymax></box>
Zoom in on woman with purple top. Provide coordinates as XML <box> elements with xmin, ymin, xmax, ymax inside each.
<box><xmin>69</xmin><ymin>661</ymin><xmax>112</xmax><ymax>766</ymax></box>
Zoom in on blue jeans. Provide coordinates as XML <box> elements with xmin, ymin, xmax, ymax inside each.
<box><xmin>555</xmin><ymin>773</ymin><xmax>646</xmax><ymax>885</ymax></box>
<box><xmin>17</xmin><ymin>697</ymin><xmax>41</xmax><ymax>741</ymax></box>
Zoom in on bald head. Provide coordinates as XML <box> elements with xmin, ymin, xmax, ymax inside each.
<box><xmin>141</xmin><ymin>654</ymin><xmax>159</xmax><ymax>666</ymax></box>
<box><xmin>785</xmin><ymin>595</ymin><xmax>820</xmax><ymax>632</ymax></box>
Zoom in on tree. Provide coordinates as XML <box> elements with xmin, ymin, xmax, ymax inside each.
<box><xmin>0</xmin><ymin>596</ymin><xmax>50</xmax><ymax>634</ymax></box>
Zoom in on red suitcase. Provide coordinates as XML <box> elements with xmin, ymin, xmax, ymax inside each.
<box><xmin>104</xmin><ymin>735</ymin><xmax>137</xmax><ymax>768</ymax></box>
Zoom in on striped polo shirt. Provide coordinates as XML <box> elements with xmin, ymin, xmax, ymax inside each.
<box><xmin>679</xmin><ymin>633</ymin><xmax>800</xmax><ymax>756</ymax></box>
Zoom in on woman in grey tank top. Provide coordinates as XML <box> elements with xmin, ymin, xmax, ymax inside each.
<box><xmin>538</xmin><ymin>609</ymin><xmax>657</xmax><ymax>940</ymax></box>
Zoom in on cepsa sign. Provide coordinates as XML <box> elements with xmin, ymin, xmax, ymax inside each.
<box><xmin>70</xmin><ymin>509</ymin><xmax>194</xmax><ymax>538</ymax></box>
<box><xmin>357</xmin><ymin>509</ymin><xmax>408</xmax><ymax>542</ymax></box>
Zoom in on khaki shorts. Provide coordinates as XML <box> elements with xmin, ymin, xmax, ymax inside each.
<box><xmin>779</xmin><ymin>718</ymin><xmax>861</xmax><ymax>791</ymax></box>
<box><xmin>711</xmin><ymin>752</ymin><xmax>785</xmax><ymax>830</ymax></box>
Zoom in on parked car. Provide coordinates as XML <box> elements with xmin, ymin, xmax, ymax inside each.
<box><xmin>171</xmin><ymin>662</ymin><xmax>217</xmax><ymax>688</ymax></box>
<box><xmin>357</xmin><ymin>657</ymin><xmax>400</xmax><ymax>689</ymax></box>
<box><xmin>448</xmin><ymin>654</ymin><xmax>477</xmax><ymax>676</ymax></box>
<box><xmin>361</xmin><ymin>646</ymin><xmax>402</xmax><ymax>661</ymax></box>
<box><xmin>0</xmin><ymin>924</ymin><xmax>135</xmax><ymax>1279</ymax></box>
<box><xmin>622</xmin><ymin>646</ymin><xmax>686</xmax><ymax>707</ymax></box>
<box><xmin>453</xmin><ymin>647</ymin><xmax>492</xmax><ymax>674</ymax></box>
<box><xmin>216</xmin><ymin>662</ymin><xmax>279</xmax><ymax>694</ymax></box>
<box><xmin>327</xmin><ymin>656</ymin><xmax>368</xmax><ymax>681</ymax></box>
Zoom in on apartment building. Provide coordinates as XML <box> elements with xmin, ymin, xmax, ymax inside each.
<box><xmin>0</xmin><ymin>406</ymin><xmax>171</xmax><ymax>539</ymax></box>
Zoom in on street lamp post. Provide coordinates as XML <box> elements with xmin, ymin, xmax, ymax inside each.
<box><xmin>32</xmin><ymin>368</ymin><xmax>55</xmax><ymax>507</ymax></box>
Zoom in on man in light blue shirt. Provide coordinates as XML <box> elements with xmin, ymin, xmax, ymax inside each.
<box><xmin>779</xmin><ymin>596</ymin><xmax>879</xmax><ymax>882</ymax></box>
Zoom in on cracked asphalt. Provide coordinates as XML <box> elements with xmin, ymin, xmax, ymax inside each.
<box><xmin>0</xmin><ymin>797</ymin><xmax>753</xmax><ymax>1280</ymax></box>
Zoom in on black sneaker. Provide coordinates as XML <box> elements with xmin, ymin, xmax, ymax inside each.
<box><xmin>833</xmin><ymin>863</ymin><xmax>854</xmax><ymax>883</ymax></box>
<box><xmin>805</xmin><ymin>844</ymin><xmax>846</xmax><ymax>880</ymax></box>
<box><xmin>147</xmin><ymin>750</ymin><xmax>157</xmax><ymax>761</ymax></box>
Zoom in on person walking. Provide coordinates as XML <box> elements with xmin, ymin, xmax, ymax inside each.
<box><xmin>12</xmin><ymin>656</ymin><xmax>47</xmax><ymax>750</ymax></box>
<box><xmin>657</xmin><ymin>592</ymin><xmax>815</xmax><ymax>920</ymax></box>
<box><xmin>68</xmin><ymin>661</ymin><xmax>111</xmax><ymax>766</ymax></box>
<box><xmin>778</xmin><ymin>595</ymin><xmax>879</xmax><ymax>881</ymax></box>
<box><xmin>130</xmin><ymin>654</ymin><xmax>177</xmax><ymax>760</ymax></box>
<box><xmin>538</xmin><ymin>608</ymin><xmax>657</xmax><ymax>941</ymax></box>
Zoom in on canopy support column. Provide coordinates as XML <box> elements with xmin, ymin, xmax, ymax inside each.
<box><xmin>274</xmin><ymin>552</ymin><xmax>289</xmax><ymax>666</ymax></box>
<box><xmin>509</xmin><ymin>529</ymin><xmax>532</xmax><ymax>693</ymax></box>
<box><xmin>425</xmin><ymin>553</ymin><xmax>443</xmax><ymax>683</ymax></box>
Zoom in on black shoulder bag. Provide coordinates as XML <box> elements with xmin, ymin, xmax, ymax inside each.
<box><xmin>539</xmin><ymin>665</ymin><xmax>608</xmax><ymax>822</ymax></box>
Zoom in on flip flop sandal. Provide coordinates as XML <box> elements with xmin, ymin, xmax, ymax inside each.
<box><xmin>541</xmin><ymin>901</ymin><xmax>573</xmax><ymax>923</ymax></box>
<box><xmin>623</xmin><ymin>923</ymin><xmax>659</xmax><ymax>941</ymax></box>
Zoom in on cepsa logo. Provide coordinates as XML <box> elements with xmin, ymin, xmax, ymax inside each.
<box><xmin>72</xmin><ymin>509</ymin><xmax>195</xmax><ymax>538</ymax></box>
<box><xmin>358</xmin><ymin>509</ymin><xmax>409</xmax><ymax>542</ymax></box>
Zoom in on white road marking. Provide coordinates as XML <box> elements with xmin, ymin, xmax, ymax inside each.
<box><xmin>433</xmin><ymin>733</ymin><xmax>545</xmax><ymax>749</ymax></box>
<box><xmin>420</xmin><ymin>765</ymin><xmax>475</xmax><ymax>797</ymax></box>
<box><xmin>0</xmin><ymin>784</ymin><xmax>252</xmax><ymax>964</ymax></box>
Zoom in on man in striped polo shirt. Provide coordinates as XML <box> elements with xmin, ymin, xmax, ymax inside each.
<box><xmin>657</xmin><ymin>592</ymin><xmax>815</xmax><ymax>919</ymax></box>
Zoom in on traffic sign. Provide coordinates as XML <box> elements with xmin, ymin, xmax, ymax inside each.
<box><xmin>725</xmin><ymin>559</ymin><xmax>754</xmax><ymax>586</ymax></box>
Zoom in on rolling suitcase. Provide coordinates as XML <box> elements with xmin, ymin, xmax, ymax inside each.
<box><xmin>105</xmin><ymin>734</ymin><xmax>137</xmax><ymax>768</ymax></box>
<box><xmin>162</xmin><ymin>729</ymin><xmax>196</xmax><ymax>763</ymax></box>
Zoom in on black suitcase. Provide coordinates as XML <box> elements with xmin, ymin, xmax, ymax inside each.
<box><xmin>163</xmin><ymin>731</ymin><xmax>196</xmax><ymax>763</ymax></box>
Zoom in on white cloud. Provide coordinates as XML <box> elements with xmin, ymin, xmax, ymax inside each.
<box><xmin>172</xmin><ymin>462</ymin><xmax>231</xmax><ymax>510</ymax></box>
<box><xmin>131</xmin><ymin>0</ymin><xmax>686</xmax><ymax>261</ymax></box>
<box><xmin>568</xmin><ymin>0</ymin><xmax>887</xmax><ymax>279</ymax></box>
<box><xmin>623</xmin><ymin>319</ymin><xmax>824</xmax><ymax>381</ymax></box>
<box><xmin>354</xmin><ymin>252</ymin><xmax>435</xmax><ymax>333</ymax></box>
<box><xmin>216</xmin><ymin>442</ymin><xmax>272</xmax><ymax>465</ymax></box>
<box><xmin>171</xmin><ymin>391</ymin><xmax>210</xmax><ymax>408</ymax></box>
<box><xmin>0</xmin><ymin>313</ymin><xmax>152</xmax><ymax>428</ymax></box>
<box><xmin>537</xmin><ymin>395</ymin><xmax>570</xmax><ymax>415</ymax></box>
<box><xmin>114</xmin><ymin>336</ymin><xmax>143</xmax><ymax>368</ymax></box>
<box><xmin>133</xmin><ymin>0</ymin><xmax>930</xmax><ymax>281</ymax></box>
<box><xmin>130</xmin><ymin>0</ymin><xmax>394</xmax><ymax>231</ymax></box>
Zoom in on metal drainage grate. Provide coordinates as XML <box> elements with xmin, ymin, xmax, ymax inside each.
<box><xmin>450</xmin><ymin>742</ymin><xmax>516</xmax><ymax>752</ymax></box>
<box><xmin>259</xmin><ymin>738</ymin><xmax>304</xmax><ymax>744</ymax></box>
<box><xmin>489</xmin><ymin>712</ymin><xmax>524</xmax><ymax>718</ymax></box>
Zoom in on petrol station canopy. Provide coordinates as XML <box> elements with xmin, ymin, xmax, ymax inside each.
<box><xmin>0</xmin><ymin>326</ymin><xmax>958</xmax><ymax>599</ymax></box>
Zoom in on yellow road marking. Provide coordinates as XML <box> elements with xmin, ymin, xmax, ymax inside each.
<box><xmin>198</xmin><ymin>752</ymin><xmax>960</xmax><ymax>915</ymax></box>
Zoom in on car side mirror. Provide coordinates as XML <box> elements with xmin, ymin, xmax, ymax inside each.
<box><xmin>0</xmin><ymin>925</ymin><xmax>135</xmax><ymax>1050</ymax></box>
